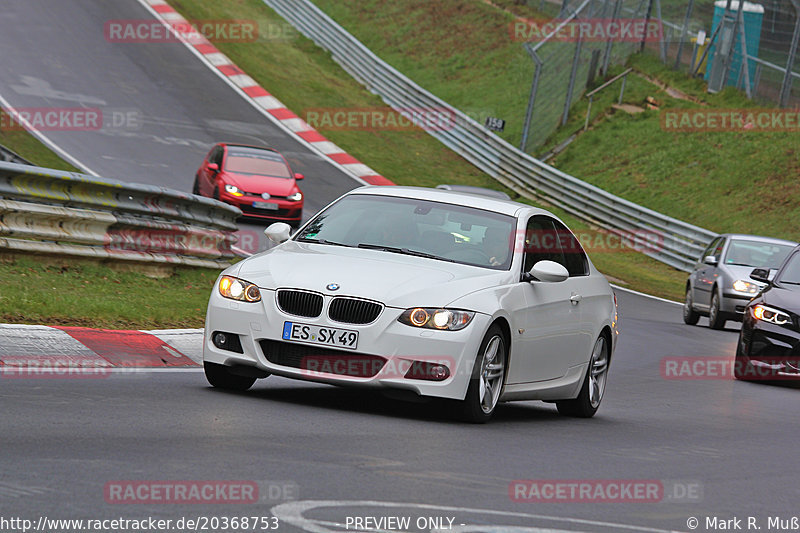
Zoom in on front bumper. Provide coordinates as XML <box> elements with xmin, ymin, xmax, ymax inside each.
<box><xmin>220</xmin><ymin>191</ymin><xmax>302</xmax><ymax>222</ymax></box>
<box><xmin>203</xmin><ymin>288</ymin><xmax>491</xmax><ymax>400</ymax></box>
<box><xmin>740</xmin><ymin>319</ymin><xmax>800</xmax><ymax>379</ymax></box>
<box><xmin>721</xmin><ymin>292</ymin><xmax>757</xmax><ymax>318</ymax></box>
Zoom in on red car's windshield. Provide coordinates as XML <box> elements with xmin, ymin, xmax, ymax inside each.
<box><xmin>224</xmin><ymin>147</ymin><xmax>291</xmax><ymax>178</ymax></box>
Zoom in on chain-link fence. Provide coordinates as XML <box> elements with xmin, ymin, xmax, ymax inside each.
<box><xmin>518</xmin><ymin>0</ymin><xmax>800</xmax><ymax>153</ymax></box>
<box><xmin>652</xmin><ymin>0</ymin><xmax>800</xmax><ymax>105</ymax></box>
<box><xmin>519</xmin><ymin>0</ymin><xmax>655</xmax><ymax>152</ymax></box>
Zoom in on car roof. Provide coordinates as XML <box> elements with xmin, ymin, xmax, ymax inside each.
<box><xmin>720</xmin><ymin>234</ymin><xmax>798</xmax><ymax>247</ymax></box>
<box><xmin>220</xmin><ymin>143</ymin><xmax>281</xmax><ymax>155</ymax></box>
<box><xmin>347</xmin><ymin>185</ymin><xmax>543</xmax><ymax>217</ymax></box>
<box><xmin>435</xmin><ymin>184</ymin><xmax>512</xmax><ymax>200</ymax></box>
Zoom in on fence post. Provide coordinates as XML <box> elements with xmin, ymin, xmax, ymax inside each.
<box><xmin>675</xmin><ymin>0</ymin><xmax>696</xmax><ymax>69</ymax></box>
<box><xmin>562</xmin><ymin>37</ymin><xmax>583</xmax><ymax>126</ymax></box>
<box><xmin>779</xmin><ymin>3</ymin><xmax>800</xmax><ymax>107</ymax></box>
<box><xmin>640</xmin><ymin>0</ymin><xmax>655</xmax><ymax>52</ymax></box>
<box><xmin>521</xmin><ymin>44</ymin><xmax>543</xmax><ymax>152</ymax></box>
<box><xmin>601</xmin><ymin>0</ymin><xmax>623</xmax><ymax>76</ymax></box>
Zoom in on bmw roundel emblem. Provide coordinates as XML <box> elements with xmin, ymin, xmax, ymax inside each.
<box><xmin>326</xmin><ymin>283</ymin><xmax>340</xmax><ymax>291</ymax></box>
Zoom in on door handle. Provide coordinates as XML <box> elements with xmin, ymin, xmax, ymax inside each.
<box><xmin>570</xmin><ymin>293</ymin><xmax>582</xmax><ymax>305</ymax></box>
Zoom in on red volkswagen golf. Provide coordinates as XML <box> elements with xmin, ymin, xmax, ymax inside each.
<box><xmin>193</xmin><ymin>143</ymin><xmax>304</xmax><ymax>226</ymax></box>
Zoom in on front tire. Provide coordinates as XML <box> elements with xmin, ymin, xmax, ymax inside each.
<box><xmin>683</xmin><ymin>288</ymin><xmax>700</xmax><ymax>325</ymax></box>
<box><xmin>192</xmin><ymin>175</ymin><xmax>201</xmax><ymax>195</ymax></box>
<box><xmin>557</xmin><ymin>335</ymin><xmax>609</xmax><ymax>418</ymax></box>
<box><xmin>460</xmin><ymin>325</ymin><xmax>507</xmax><ymax>423</ymax></box>
<box><xmin>734</xmin><ymin>331</ymin><xmax>755</xmax><ymax>381</ymax></box>
<box><xmin>708</xmin><ymin>291</ymin><xmax>726</xmax><ymax>330</ymax></box>
<box><xmin>204</xmin><ymin>361</ymin><xmax>256</xmax><ymax>391</ymax></box>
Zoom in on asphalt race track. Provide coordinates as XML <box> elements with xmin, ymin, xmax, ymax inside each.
<box><xmin>2</xmin><ymin>290</ymin><xmax>798</xmax><ymax>532</ymax></box>
<box><xmin>1</xmin><ymin>1</ymin><xmax>799</xmax><ymax>532</ymax></box>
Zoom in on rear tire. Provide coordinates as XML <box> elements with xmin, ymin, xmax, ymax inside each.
<box><xmin>708</xmin><ymin>291</ymin><xmax>726</xmax><ymax>330</ymax></box>
<box><xmin>557</xmin><ymin>335</ymin><xmax>609</xmax><ymax>418</ymax></box>
<box><xmin>460</xmin><ymin>325</ymin><xmax>507</xmax><ymax>423</ymax></box>
<box><xmin>683</xmin><ymin>288</ymin><xmax>700</xmax><ymax>325</ymax></box>
<box><xmin>204</xmin><ymin>362</ymin><xmax>256</xmax><ymax>391</ymax></box>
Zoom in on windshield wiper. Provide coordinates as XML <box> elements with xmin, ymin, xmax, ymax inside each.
<box><xmin>297</xmin><ymin>237</ymin><xmax>353</xmax><ymax>248</ymax></box>
<box><xmin>357</xmin><ymin>243</ymin><xmax>455</xmax><ymax>262</ymax></box>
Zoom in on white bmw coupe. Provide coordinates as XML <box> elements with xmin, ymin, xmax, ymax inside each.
<box><xmin>203</xmin><ymin>186</ymin><xmax>618</xmax><ymax>422</ymax></box>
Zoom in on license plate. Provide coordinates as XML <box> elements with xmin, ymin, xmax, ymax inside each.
<box><xmin>282</xmin><ymin>322</ymin><xmax>359</xmax><ymax>350</ymax></box>
<box><xmin>252</xmin><ymin>201</ymin><xmax>278</xmax><ymax>210</ymax></box>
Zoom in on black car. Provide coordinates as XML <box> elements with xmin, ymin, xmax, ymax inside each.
<box><xmin>735</xmin><ymin>245</ymin><xmax>800</xmax><ymax>381</ymax></box>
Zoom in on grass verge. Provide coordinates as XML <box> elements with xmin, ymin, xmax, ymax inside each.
<box><xmin>0</xmin><ymin>257</ymin><xmax>217</xmax><ymax>329</ymax></box>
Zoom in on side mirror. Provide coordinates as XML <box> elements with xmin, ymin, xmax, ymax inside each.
<box><xmin>525</xmin><ymin>260</ymin><xmax>569</xmax><ymax>283</ymax></box>
<box><xmin>750</xmin><ymin>268</ymin><xmax>771</xmax><ymax>284</ymax></box>
<box><xmin>207</xmin><ymin>163</ymin><xmax>219</xmax><ymax>173</ymax></box>
<box><xmin>703</xmin><ymin>255</ymin><xmax>718</xmax><ymax>266</ymax></box>
<box><xmin>294</xmin><ymin>173</ymin><xmax>305</xmax><ymax>180</ymax></box>
<box><xmin>264</xmin><ymin>222</ymin><xmax>292</xmax><ymax>244</ymax></box>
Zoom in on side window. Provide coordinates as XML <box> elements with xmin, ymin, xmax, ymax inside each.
<box><xmin>712</xmin><ymin>238</ymin><xmax>725</xmax><ymax>258</ymax></box>
<box><xmin>213</xmin><ymin>147</ymin><xmax>224</xmax><ymax>166</ymax></box>
<box><xmin>701</xmin><ymin>237</ymin><xmax>722</xmax><ymax>261</ymax></box>
<box><xmin>522</xmin><ymin>216</ymin><xmax>565</xmax><ymax>274</ymax></box>
<box><xmin>551</xmin><ymin>220</ymin><xmax>589</xmax><ymax>277</ymax></box>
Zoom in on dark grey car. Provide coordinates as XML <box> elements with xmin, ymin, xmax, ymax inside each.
<box><xmin>684</xmin><ymin>234</ymin><xmax>797</xmax><ymax>329</ymax></box>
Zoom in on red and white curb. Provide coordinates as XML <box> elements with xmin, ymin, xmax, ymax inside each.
<box><xmin>0</xmin><ymin>324</ymin><xmax>203</xmax><ymax>375</ymax></box>
<box><xmin>137</xmin><ymin>0</ymin><xmax>394</xmax><ymax>187</ymax></box>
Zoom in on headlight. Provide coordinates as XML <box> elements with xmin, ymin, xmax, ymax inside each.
<box><xmin>286</xmin><ymin>191</ymin><xmax>303</xmax><ymax>202</ymax></box>
<box><xmin>733</xmin><ymin>279</ymin><xmax>759</xmax><ymax>294</ymax></box>
<box><xmin>398</xmin><ymin>308</ymin><xmax>475</xmax><ymax>331</ymax></box>
<box><xmin>224</xmin><ymin>184</ymin><xmax>244</xmax><ymax>197</ymax></box>
<box><xmin>219</xmin><ymin>276</ymin><xmax>261</xmax><ymax>302</ymax></box>
<box><xmin>752</xmin><ymin>304</ymin><xmax>790</xmax><ymax>325</ymax></box>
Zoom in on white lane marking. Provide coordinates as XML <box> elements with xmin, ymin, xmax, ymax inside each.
<box><xmin>0</xmin><ymin>93</ymin><xmax>99</xmax><ymax>175</ymax></box>
<box><xmin>133</xmin><ymin>0</ymin><xmax>372</xmax><ymax>187</ymax></box>
<box><xmin>611</xmin><ymin>284</ymin><xmax>681</xmax><ymax>306</ymax></box>
<box><xmin>271</xmin><ymin>500</ymin><xmax>685</xmax><ymax>533</ymax></box>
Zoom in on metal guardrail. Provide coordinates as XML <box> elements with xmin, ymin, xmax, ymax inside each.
<box><xmin>0</xmin><ymin>143</ymin><xmax>33</xmax><ymax>166</ymax></box>
<box><xmin>0</xmin><ymin>161</ymin><xmax>241</xmax><ymax>268</ymax></box>
<box><xmin>263</xmin><ymin>0</ymin><xmax>717</xmax><ymax>271</ymax></box>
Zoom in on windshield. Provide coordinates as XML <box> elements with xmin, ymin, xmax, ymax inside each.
<box><xmin>723</xmin><ymin>239</ymin><xmax>795</xmax><ymax>268</ymax></box>
<box><xmin>224</xmin><ymin>147</ymin><xmax>291</xmax><ymax>177</ymax></box>
<box><xmin>295</xmin><ymin>194</ymin><xmax>516</xmax><ymax>269</ymax></box>
<box><xmin>778</xmin><ymin>252</ymin><xmax>800</xmax><ymax>284</ymax></box>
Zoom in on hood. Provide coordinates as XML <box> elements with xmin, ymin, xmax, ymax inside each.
<box><xmin>234</xmin><ymin>241</ymin><xmax>510</xmax><ymax>308</ymax></box>
<box><xmin>222</xmin><ymin>172</ymin><xmax>297</xmax><ymax>196</ymax></box>
<box><xmin>762</xmin><ymin>284</ymin><xmax>800</xmax><ymax>314</ymax></box>
<box><xmin>721</xmin><ymin>264</ymin><xmax>770</xmax><ymax>286</ymax></box>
